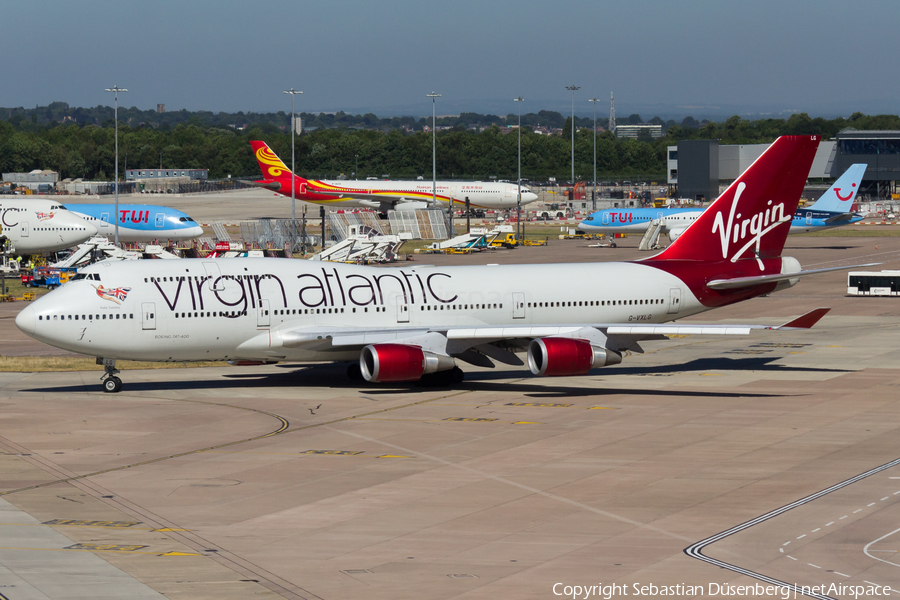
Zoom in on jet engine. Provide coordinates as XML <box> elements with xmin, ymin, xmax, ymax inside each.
<box><xmin>360</xmin><ymin>343</ymin><xmax>455</xmax><ymax>382</ymax></box>
<box><xmin>667</xmin><ymin>227</ymin><xmax>687</xmax><ymax>241</ymax></box>
<box><xmin>527</xmin><ymin>338</ymin><xmax>622</xmax><ymax>377</ymax></box>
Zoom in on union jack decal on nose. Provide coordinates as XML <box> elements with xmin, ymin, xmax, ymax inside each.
<box><xmin>93</xmin><ymin>285</ymin><xmax>131</xmax><ymax>304</ymax></box>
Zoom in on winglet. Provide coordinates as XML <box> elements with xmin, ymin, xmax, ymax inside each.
<box><xmin>773</xmin><ymin>308</ymin><xmax>830</xmax><ymax>330</ymax></box>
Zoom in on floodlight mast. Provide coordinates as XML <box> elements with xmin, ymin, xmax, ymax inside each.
<box><xmin>104</xmin><ymin>85</ymin><xmax>127</xmax><ymax>247</ymax></box>
<box><xmin>566</xmin><ymin>85</ymin><xmax>580</xmax><ymax>211</ymax></box>
<box><xmin>283</xmin><ymin>88</ymin><xmax>303</xmax><ymax>251</ymax></box>
<box><xmin>514</xmin><ymin>96</ymin><xmax>524</xmax><ymax>242</ymax></box>
<box><xmin>589</xmin><ymin>97</ymin><xmax>600</xmax><ymax>211</ymax></box>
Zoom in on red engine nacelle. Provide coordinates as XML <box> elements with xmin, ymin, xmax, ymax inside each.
<box><xmin>360</xmin><ymin>344</ymin><xmax>455</xmax><ymax>382</ymax></box>
<box><xmin>527</xmin><ymin>338</ymin><xmax>622</xmax><ymax>377</ymax></box>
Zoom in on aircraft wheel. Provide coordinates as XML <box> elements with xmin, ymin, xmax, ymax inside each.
<box><xmin>611</xmin><ymin>243</ymin><xmax>617</xmax><ymax>248</ymax></box>
<box><xmin>103</xmin><ymin>376</ymin><xmax>122</xmax><ymax>393</ymax></box>
<box><xmin>449</xmin><ymin>366</ymin><xmax>464</xmax><ymax>384</ymax></box>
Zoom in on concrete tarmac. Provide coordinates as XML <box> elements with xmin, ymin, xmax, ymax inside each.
<box><xmin>2</xmin><ymin>230</ymin><xmax>900</xmax><ymax>599</ymax></box>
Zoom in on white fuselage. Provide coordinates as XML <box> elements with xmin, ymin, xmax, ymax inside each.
<box><xmin>17</xmin><ymin>258</ymin><xmax>700</xmax><ymax>363</ymax></box>
<box><xmin>314</xmin><ymin>180</ymin><xmax>538</xmax><ymax>210</ymax></box>
<box><xmin>0</xmin><ymin>199</ymin><xmax>97</xmax><ymax>254</ymax></box>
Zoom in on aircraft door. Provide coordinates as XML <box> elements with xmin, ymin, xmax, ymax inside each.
<box><xmin>141</xmin><ymin>302</ymin><xmax>156</xmax><ymax>330</ymax></box>
<box><xmin>512</xmin><ymin>292</ymin><xmax>526</xmax><ymax>319</ymax></box>
<box><xmin>257</xmin><ymin>299</ymin><xmax>270</xmax><ymax>327</ymax></box>
<box><xmin>100</xmin><ymin>213</ymin><xmax>110</xmax><ymax>228</ymax></box>
<box><xmin>806</xmin><ymin>211</ymin><xmax>813</xmax><ymax>225</ymax></box>
<box><xmin>155</xmin><ymin>213</ymin><xmax>165</xmax><ymax>228</ymax></box>
<box><xmin>21</xmin><ymin>221</ymin><xmax>29</xmax><ymax>237</ymax></box>
<box><xmin>396</xmin><ymin>296</ymin><xmax>409</xmax><ymax>323</ymax></box>
<box><xmin>667</xmin><ymin>288</ymin><xmax>681</xmax><ymax>314</ymax></box>
<box><xmin>601</xmin><ymin>212</ymin><xmax>610</xmax><ymax>225</ymax></box>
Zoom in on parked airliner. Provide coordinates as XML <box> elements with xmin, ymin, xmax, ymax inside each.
<box><xmin>579</xmin><ymin>163</ymin><xmax>868</xmax><ymax>239</ymax></box>
<box><xmin>0</xmin><ymin>199</ymin><xmax>97</xmax><ymax>254</ymax></box>
<box><xmin>249</xmin><ymin>141</ymin><xmax>539</xmax><ymax>211</ymax></box>
<box><xmin>64</xmin><ymin>203</ymin><xmax>204</xmax><ymax>242</ymax></box>
<box><xmin>18</xmin><ymin>136</ymin><xmax>862</xmax><ymax>394</ymax></box>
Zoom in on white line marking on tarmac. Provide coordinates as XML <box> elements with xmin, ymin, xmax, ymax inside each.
<box><xmin>826</xmin><ymin>521</ymin><xmax>834</xmax><ymax>526</ymax></box>
<box><xmin>840</xmin><ymin>515</ymin><xmax>848</xmax><ymax>519</ymax></box>
<box><xmin>797</xmin><ymin>534</ymin><xmax>806</xmax><ymax>539</ymax></box>
<box><xmin>812</xmin><ymin>528</ymin><xmax>820</xmax><ymax>532</ymax></box>
<box><xmin>783</xmin><ymin>541</ymin><xmax>790</xmax><ymax>546</ymax></box>
<box><xmin>869</xmin><ymin>502</ymin><xmax>877</xmax><ymax>507</ymax></box>
<box><xmin>808</xmin><ymin>563</ymin><xmax>821</xmax><ymax>569</ymax></box>
<box><xmin>855</xmin><ymin>509</ymin><xmax>863</xmax><ymax>513</ymax></box>
<box><xmin>834</xmin><ymin>572</ymin><xmax>849</xmax><ymax>577</ymax></box>
<box><xmin>780</xmin><ymin>548</ymin><xmax>784</xmax><ymax>553</ymax></box>
<box><xmin>883</xmin><ymin>497</ymin><xmax>890</xmax><ymax>501</ymax></box>
<box><xmin>788</xmin><ymin>556</ymin><xmax>797</xmax><ymax>561</ymax></box>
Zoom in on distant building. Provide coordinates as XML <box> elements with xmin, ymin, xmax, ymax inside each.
<box><xmin>157</xmin><ymin>104</ymin><xmax>166</xmax><ymax>113</ymax></box>
<box><xmin>125</xmin><ymin>169</ymin><xmax>208</xmax><ymax>181</ymax></box>
<box><xmin>615</xmin><ymin>124</ymin><xmax>663</xmax><ymax>139</ymax></box>
<box><xmin>833</xmin><ymin>129</ymin><xmax>900</xmax><ymax>198</ymax></box>
<box><xmin>668</xmin><ymin>140</ymin><xmax>838</xmax><ymax>200</ymax></box>
<box><xmin>3</xmin><ymin>170</ymin><xmax>60</xmax><ymax>192</ymax></box>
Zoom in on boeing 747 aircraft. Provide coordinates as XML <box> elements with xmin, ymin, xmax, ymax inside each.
<box><xmin>18</xmin><ymin>136</ymin><xmax>864</xmax><ymax>393</ymax></box>
<box><xmin>579</xmin><ymin>163</ymin><xmax>868</xmax><ymax>239</ymax></box>
<box><xmin>0</xmin><ymin>199</ymin><xmax>97</xmax><ymax>254</ymax></box>
<box><xmin>64</xmin><ymin>203</ymin><xmax>204</xmax><ymax>242</ymax></box>
<box><xmin>250</xmin><ymin>141</ymin><xmax>539</xmax><ymax>211</ymax></box>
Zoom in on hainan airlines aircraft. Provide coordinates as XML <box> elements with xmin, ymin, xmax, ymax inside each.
<box><xmin>579</xmin><ymin>163</ymin><xmax>868</xmax><ymax>239</ymax></box>
<box><xmin>18</xmin><ymin>136</ymin><xmax>861</xmax><ymax>394</ymax></box>
<box><xmin>0</xmin><ymin>199</ymin><xmax>97</xmax><ymax>254</ymax></box>
<box><xmin>249</xmin><ymin>141</ymin><xmax>539</xmax><ymax>211</ymax></box>
<box><xmin>64</xmin><ymin>203</ymin><xmax>204</xmax><ymax>242</ymax></box>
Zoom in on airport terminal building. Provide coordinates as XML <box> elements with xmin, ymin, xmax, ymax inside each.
<box><xmin>668</xmin><ymin>130</ymin><xmax>900</xmax><ymax>202</ymax></box>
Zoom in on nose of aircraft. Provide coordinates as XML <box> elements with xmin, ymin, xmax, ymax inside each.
<box><xmin>16</xmin><ymin>305</ymin><xmax>35</xmax><ymax>336</ymax></box>
<box><xmin>61</xmin><ymin>211</ymin><xmax>97</xmax><ymax>237</ymax></box>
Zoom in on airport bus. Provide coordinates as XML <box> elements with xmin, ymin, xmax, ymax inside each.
<box><xmin>847</xmin><ymin>270</ymin><xmax>900</xmax><ymax>296</ymax></box>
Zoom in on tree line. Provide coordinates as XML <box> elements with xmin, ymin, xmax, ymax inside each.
<box><xmin>1</xmin><ymin>104</ymin><xmax>898</xmax><ymax>183</ymax></box>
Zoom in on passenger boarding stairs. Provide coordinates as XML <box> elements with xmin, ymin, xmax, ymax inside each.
<box><xmin>310</xmin><ymin>225</ymin><xmax>405</xmax><ymax>264</ymax></box>
<box><xmin>639</xmin><ymin>218</ymin><xmax>665</xmax><ymax>251</ymax></box>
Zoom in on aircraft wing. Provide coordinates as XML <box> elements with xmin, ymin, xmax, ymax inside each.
<box><xmin>254</xmin><ymin>308</ymin><xmax>830</xmax><ymax>362</ymax></box>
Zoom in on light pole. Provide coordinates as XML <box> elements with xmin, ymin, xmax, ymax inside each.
<box><xmin>566</xmin><ymin>85</ymin><xmax>580</xmax><ymax>210</ymax></box>
<box><xmin>105</xmin><ymin>85</ymin><xmax>127</xmax><ymax>247</ymax></box>
<box><xmin>514</xmin><ymin>96</ymin><xmax>524</xmax><ymax>242</ymax></box>
<box><xmin>355</xmin><ymin>154</ymin><xmax>358</xmax><ymax>179</ymax></box>
<box><xmin>427</xmin><ymin>92</ymin><xmax>441</xmax><ymax>210</ymax></box>
<box><xmin>283</xmin><ymin>88</ymin><xmax>302</xmax><ymax>251</ymax></box>
<box><xmin>589</xmin><ymin>97</ymin><xmax>599</xmax><ymax>211</ymax></box>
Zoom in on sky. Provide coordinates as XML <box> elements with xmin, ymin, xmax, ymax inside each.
<box><xmin>3</xmin><ymin>0</ymin><xmax>899</xmax><ymax>121</ymax></box>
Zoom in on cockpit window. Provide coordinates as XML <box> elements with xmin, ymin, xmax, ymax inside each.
<box><xmin>72</xmin><ymin>273</ymin><xmax>101</xmax><ymax>281</ymax></box>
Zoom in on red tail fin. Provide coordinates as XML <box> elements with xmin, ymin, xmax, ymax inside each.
<box><xmin>250</xmin><ymin>141</ymin><xmax>302</xmax><ymax>182</ymax></box>
<box><xmin>652</xmin><ymin>135</ymin><xmax>819</xmax><ymax>264</ymax></box>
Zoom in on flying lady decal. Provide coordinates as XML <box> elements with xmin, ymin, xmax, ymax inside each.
<box><xmin>94</xmin><ymin>285</ymin><xmax>131</xmax><ymax>304</ymax></box>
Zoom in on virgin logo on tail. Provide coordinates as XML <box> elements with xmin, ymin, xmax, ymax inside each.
<box><xmin>712</xmin><ymin>182</ymin><xmax>791</xmax><ymax>269</ymax></box>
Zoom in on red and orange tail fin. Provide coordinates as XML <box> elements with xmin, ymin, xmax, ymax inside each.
<box><xmin>651</xmin><ymin>135</ymin><xmax>820</xmax><ymax>264</ymax></box>
<box><xmin>250</xmin><ymin>141</ymin><xmax>301</xmax><ymax>183</ymax></box>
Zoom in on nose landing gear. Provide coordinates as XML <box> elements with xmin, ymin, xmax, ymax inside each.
<box><xmin>99</xmin><ymin>358</ymin><xmax>122</xmax><ymax>393</ymax></box>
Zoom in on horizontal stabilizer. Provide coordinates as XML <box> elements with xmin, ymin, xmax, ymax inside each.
<box><xmin>774</xmin><ymin>308</ymin><xmax>830</xmax><ymax>330</ymax></box>
<box><xmin>239</xmin><ymin>179</ymin><xmax>282</xmax><ymax>190</ymax></box>
<box><xmin>707</xmin><ymin>263</ymin><xmax>881</xmax><ymax>289</ymax></box>
<box><xmin>824</xmin><ymin>212</ymin><xmax>856</xmax><ymax>224</ymax></box>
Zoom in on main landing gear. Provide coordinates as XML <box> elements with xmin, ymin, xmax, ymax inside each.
<box><xmin>100</xmin><ymin>358</ymin><xmax>122</xmax><ymax>393</ymax></box>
